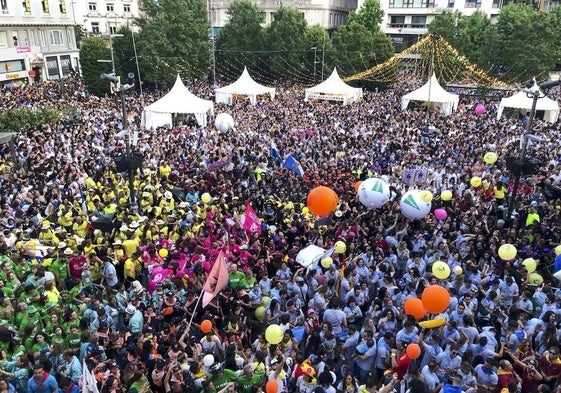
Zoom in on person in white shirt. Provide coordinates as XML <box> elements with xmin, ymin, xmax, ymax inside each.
<box><xmin>421</xmin><ymin>361</ymin><xmax>441</xmax><ymax>393</ymax></box>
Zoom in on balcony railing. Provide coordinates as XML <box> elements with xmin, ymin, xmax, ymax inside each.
<box><xmin>387</xmin><ymin>23</ymin><xmax>428</xmax><ymax>29</ymax></box>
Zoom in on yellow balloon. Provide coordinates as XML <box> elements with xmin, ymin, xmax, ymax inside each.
<box><xmin>441</xmin><ymin>190</ymin><xmax>452</xmax><ymax>201</ymax></box>
<box><xmin>528</xmin><ymin>273</ymin><xmax>543</xmax><ymax>285</ymax></box>
<box><xmin>420</xmin><ymin>190</ymin><xmax>433</xmax><ymax>203</ymax></box>
<box><xmin>255</xmin><ymin>306</ymin><xmax>266</xmax><ymax>320</ymax></box>
<box><xmin>432</xmin><ymin>261</ymin><xmax>451</xmax><ymax>280</ymax></box>
<box><xmin>555</xmin><ymin>245</ymin><xmax>561</xmax><ymax>256</ymax></box>
<box><xmin>158</xmin><ymin>248</ymin><xmax>169</xmax><ymax>258</ymax></box>
<box><xmin>201</xmin><ymin>193</ymin><xmax>212</xmax><ymax>204</ymax></box>
<box><xmin>522</xmin><ymin>258</ymin><xmax>537</xmax><ymax>273</ymax></box>
<box><xmin>265</xmin><ymin>324</ymin><xmax>284</xmax><ymax>344</ymax></box>
<box><xmin>334</xmin><ymin>241</ymin><xmax>346</xmax><ymax>254</ymax></box>
<box><xmin>498</xmin><ymin>244</ymin><xmax>517</xmax><ymax>261</ymax></box>
<box><xmin>261</xmin><ymin>296</ymin><xmax>271</xmax><ymax>307</ymax></box>
<box><xmin>483</xmin><ymin>152</ymin><xmax>498</xmax><ymax>165</ymax></box>
<box><xmin>321</xmin><ymin>257</ymin><xmax>333</xmax><ymax>269</ymax></box>
<box><xmin>470</xmin><ymin>176</ymin><xmax>482</xmax><ymax>188</ymax></box>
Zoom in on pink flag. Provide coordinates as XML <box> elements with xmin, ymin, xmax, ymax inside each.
<box><xmin>202</xmin><ymin>251</ymin><xmax>229</xmax><ymax>307</ymax></box>
<box><xmin>243</xmin><ymin>203</ymin><xmax>262</xmax><ymax>235</ymax></box>
<box><xmin>148</xmin><ymin>267</ymin><xmax>173</xmax><ymax>293</ymax></box>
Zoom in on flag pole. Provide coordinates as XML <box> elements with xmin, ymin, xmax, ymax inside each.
<box><xmin>186</xmin><ymin>288</ymin><xmax>205</xmax><ymax>332</ymax></box>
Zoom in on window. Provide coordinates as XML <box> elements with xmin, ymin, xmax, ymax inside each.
<box><xmin>123</xmin><ymin>4</ymin><xmax>130</xmax><ymax>12</ymax></box>
<box><xmin>109</xmin><ymin>25</ymin><xmax>116</xmax><ymax>34</ymax></box>
<box><xmin>91</xmin><ymin>22</ymin><xmax>100</xmax><ymax>34</ymax></box>
<box><xmin>389</xmin><ymin>15</ymin><xmax>405</xmax><ymax>26</ymax></box>
<box><xmin>492</xmin><ymin>0</ymin><xmax>501</xmax><ymax>7</ymax></box>
<box><xmin>60</xmin><ymin>55</ymin><xmax>72</xmax><ymax>76</ymax></box>
<box><xmin>447</xmin><ymin>0</ymin><xmax>455</xmax><ymax>7</ymax></box>
<box><xmin>60</xmin><ymin>0</ymin><xmax>67</xmax><ymax>14</ymax></box>
<box><xmin>0</xmin><ymin>60</ymin><xmax>25</xmax><ymax>73</ymax></box>
<box><xmin>0</xmin><ymin>31</ymin><xmax>7</xmax><ymax>48</ymax></box>
<box><xmin>42</xmin><ymin>0</ymin><xmax>50</xmax><ymax>13</ymax></box>
<box><xmin>411</xmin><ymin>15</ymin><xmax>426</xmax><ymax>27</ymax></box>
<box><xmin>12</xmin><ymin>34</ymin><xmax>18</xmax><ymax>46</ymax></box>
<box><xmin>46</xmin><ymin>56</ymin><xmax>60</xmax><ymax>79</ymax></box>
<box><xmin>106</xmin><ymin>3</ymin><xmax>114</xmax><ymax>11</ymax></box>
<box><xmin>1</xmin><ymin>0</ymin><xmax>8</xmax><ymax>13</ymax></box>
<box><xmin>88</xmin><ymin>2</ymin><xmax>97</xmax><ymax>11</ymax></box>
<box><xmin>22</xmin><ymin>0</ymin><xmax>30</xmax><ymax>13</ymax></box>
<box><xmin>39</xmin><ymin>30</ymin><xmax>45</xmax><ymax>46</ymax></box>
<box><xmin>49</xmin><ymin>30</ymin><xmax>64</xmax><ymax>45</ymax></box>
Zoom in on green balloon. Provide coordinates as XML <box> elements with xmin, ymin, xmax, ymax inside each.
<box><xmin>261</xmin><ymin>296</ymin><xmax>271</xmax><ymax>307</ymax></box>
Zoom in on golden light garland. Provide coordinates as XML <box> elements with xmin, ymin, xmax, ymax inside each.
<box><xmin>344</xmin><ymin>34</ymin><xmax>510</xmax><ymax>87</ymax></box>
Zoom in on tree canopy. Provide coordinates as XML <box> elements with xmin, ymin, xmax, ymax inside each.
<box><xmin>79</xmin><ymin>36</ymin><xmax>112</xmax><ymax>96</ymax></box>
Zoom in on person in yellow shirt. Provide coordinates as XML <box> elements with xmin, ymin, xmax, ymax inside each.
<box><xmin>123</xmin><ymin>252</ymin><xmax>141</xmax><ymax>281</ymax></box>
<box><xmin>38</xmin><ymin>222</ymin><xmax>59</xmax><ymax>245</ymax></box>
<box><xmin>72</xmin><ymin>216</ymin><xmax>89</xmax><ymax>239</ymax></box>
<box><xmin>159</xmin><ymin>162</ymin><xmax>172</xmax><ymax>179</ymax></box>
<box><xmin>122</xmin><ymin>235</ymin><xmax>140</xmax><ymax>258</ymax></box>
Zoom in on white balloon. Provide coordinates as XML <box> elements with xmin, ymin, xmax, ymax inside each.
<box><xmin>358</xmin><ymin>178</ymin><xmax>391</xmax><ymax>209</ymax></box>
<box><xmin>399</xmin><ymin>189</ymin><xmax>432</xmax><ymax>220</ymax></box>
<box><xmin>203</xmin><ymin>354</ymin><xmax>215</xmax><ymax>367</ymax></box>
<box><xmin>214</xmin><ymin>113</ymin><xmax>235</xmax><ymax>133</ymax></box>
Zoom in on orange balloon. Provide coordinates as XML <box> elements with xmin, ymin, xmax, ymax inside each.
<box><xmin>404</xmin><ymin>297</ymin><xmax>426</xmax><ymax>319</ymax></box>
<box><xmin>266</xmin><ymin>380</ymin><xmax>279</xmax><ymax>393</ymax></box>
<box><xmin>201</xmin><ymin>319</ymin><xmax>213</xmax><ymax>333</ymax></box>
<box><xmin>406</xmin><ymin>343</ymin><xmax>422</xmax><ymax>359</ymax></box>
<box><xmin>421</xmin><ymin>285</ymin><xmax>450</xmax><ymax>314</ymax></box>
<box><xmin>354</xmin><ymin>181</ymin><xmax>363</xmax><ymax>193</ymax></box>
<box><xmin>307</xmin><ymin>186</ymin><xmax>339</xmax><ymax>217</ymax></box>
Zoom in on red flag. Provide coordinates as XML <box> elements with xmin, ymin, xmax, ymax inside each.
<box><xmin>202</xmin><ymin>251</ymin><xmax>229</xmax><ymax>307</ymax></box>
<box><xmin>243</xmin><ymin>203</ymin><xmax>262</xmax><ymax>235</ymax></box>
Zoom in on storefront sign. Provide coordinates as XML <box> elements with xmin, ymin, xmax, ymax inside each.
<box><xmin>16</xmin><ymin>46</ymin><xmax>31</xmax><ymax>53</ymax></box>
<box><xmin>6</xmin><ymin>73</ymin><xmax>20</xmax><ymax>79</ymax></box>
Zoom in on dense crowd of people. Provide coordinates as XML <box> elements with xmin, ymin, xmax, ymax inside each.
<box><xmin>0</xmin><ymin>74</ymin><xmax>560</xmax><ymax>393</ymax></box>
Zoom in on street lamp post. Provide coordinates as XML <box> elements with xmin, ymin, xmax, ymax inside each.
<box><xmin>100</xmin><ymin>73</ymin><xmax>136</xmax><ymax>209</ymax></box>
<box><xmin>130</xmin><ymin>30</ymin><xmax>144</xmax><ymax>106</ymax></box>
<box><xmin>506</xmin><ymin>78</ymin><xmax>560</xmax><ymax>220</ymax></box>
<box><xmin>311</xmin><ymin>47</ymin><xmax>317</xmax><ymax>82</ymax></box>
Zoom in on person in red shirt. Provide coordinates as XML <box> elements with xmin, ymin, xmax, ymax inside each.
<box><xmin>497</xmin><ymin>359</ymin><xmax>521</xmax><ymax>393</ymax></box>
<box><xmin>539</xmin><ymin>346</ymin><xmax>561</xmax><ymax>390</ymax></box>
<box><xmin>391</xmin><ymin>349</ymin><xmax>411</xmax><ymax>380</ymax></box>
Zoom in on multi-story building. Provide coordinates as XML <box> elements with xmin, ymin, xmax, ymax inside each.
<box><xmin>377</xmin><ymin>0</ymin><xmax>503</xmax><ymax>51</ymax></box>
<box><xmin>208</xmin><ymin>0</ymin><xmax>358</xmax><ymax>33</ymax></box>
<box><xmin>0</xmin><ymin>0</ymin><xmax>79</xmax><ymax>86</ymax></box>
<box><xmin>70</xmin><ymin>0</ymin><xmax>143</xmax><ymax>35</ymax></box>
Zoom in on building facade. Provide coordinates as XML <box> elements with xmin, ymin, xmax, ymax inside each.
<box><xmin>377</xmin><ymin>0</ymin><xmax>502</xmax><ymax>51</ymax></box>
<box><xmin>70</xmin><ymin>0</ymin><xmax>143</xmax><ymax>35</ymax></box>
<box><xmin>208</xmin><ymin>0</ymin><xmax>358</xmax><ymax>31</ymax></box>
<box><xmin>0</xmin><ymin>0</ymin><xmax>79</xmax><ymax>86</ymax></box>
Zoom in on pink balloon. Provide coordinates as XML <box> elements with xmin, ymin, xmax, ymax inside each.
<box><xmin>434</xmin><ymin>208</ymin><xmax>448</xmax><ymax>220</ymax></box>
<box><xmin>475</xmin><ymin>104</ymin><xmax>485</xmax><ymax>115</ymax></box>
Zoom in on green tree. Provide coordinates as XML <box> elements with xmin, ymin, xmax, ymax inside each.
<box><xmin>332</xmin><ymin>21</ymin><xmax>393</xmax><ymax>76</ymax></box>
<box><xmin>305</xmin><ymin>25</ymin><xmax>333</xmax><ymax>82</ymax></box>
<box><xmin>457</xmin><ymin>10</ymin><xmax>492</xmax><ymax>66</ymax></box>
<box><xmin>264</xmin><ymin>6</ymin><xmax>308</xmax><ymax>79</ymax></box>
<box><xmin>428</xmin><ymin>10</ymin><xmax>465</xmax><ymax>50</ymax></box>
<box><xmin>112</xmin><ymin>26</ymin><xmax>138</xmax><ymax>83</ymax></box>
<box><xmin>74</xmin><ymin>25</ymin><xmax>86</xmax><ymax>48</ymax></box>
<box><xmin>79</xmin><ymin>36</ymin><xmax>111</xmax><ymax>96</ymax></box>
<box><xmin>0</xmin><ymin>108</ymin><xmax>60</xmax><ymax>133</ymax></box>
<box><xmin>137</xmin><ymin>0</ymin><xmax>211</xmax><ymax>88</ymax></box>
<box><xmin>494</xmin><ymin>4</ymin><xmax>552</xmax><ymax>81</ymax></box>
<box><xmin>346</xmin><ymin>0</ymin><xmax>384</xmax><ymax>32</ymax></box>
<box><xmin>216</xmin><ymin>0</ymin><xmax>266</xmax><ymax>76</ymax></box>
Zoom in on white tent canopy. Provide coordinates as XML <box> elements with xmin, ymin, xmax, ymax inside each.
<box><xmin>497</xmin><ymin>91</ymin><xmax>560</xmax><ymax>123</ymax></box>
<box><xmin>215</xmin><ymin>67</ymin><xmax>275</xmax><ymax>105</ymax></box>
<box><xmin>304</xmin><ymin>68</ymin><xmax>363</xmax><ymax>105</ymax></box>
<box><xmin>401</xmin><ymin>73</ymin><xmax>459</xmax><ymax>116</ymax></box>
<box><xmin>141</xmin><ymin>75</ymin><xmax>214</xmax><ymax>128</ymax></box>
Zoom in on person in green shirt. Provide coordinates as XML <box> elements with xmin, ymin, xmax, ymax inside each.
<box><xmin>237</xmin><ymin>365</ymin><xmax>263</xmax><ymax>393</ymax></box>
<box><xmin>50</xmin><ymin>326</ymin><xmax>65</xmax><ymax>347</ymax></box>
<box><xmin>31</xmin><ymin>331</ymin><xmax>50</xmax><ymax>358</ymax></box>
<box><xmin>18</xmin><ymin>305</ymin><xmax>41</xmax><ymax>332</ymax></box>
<box><xmin>209</xmin><ymin>363</ymin><xmax>238</xmax><ymax>392</ymax></box>
<box><xmin>50</xmin><ymin>255</ymin><xmax>69</xmax><ymax>290</ymax></box>
<box><xmin>240</xmin><ymin>270</ymin><xmax>257</xmax><ymax>291</ymax></box>
<box><xmin>64</xmin><ymin>325</ymin><xmax>81</xmax><ymax>350</ymax></box>
<box><xmin>228</xmin><ymin>264</ymin><xmax>245</xmax><ymax>289</ymax></box>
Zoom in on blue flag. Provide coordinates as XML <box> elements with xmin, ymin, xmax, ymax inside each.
<box><xmin>269</xmin><ymin>143</ymin><xmax>283</xmax><ymax>163</ymax></box>
<box><xmin>284</xmin><ymin>154</ymin><xmax>304</xmax><ymax>177</ymax></box>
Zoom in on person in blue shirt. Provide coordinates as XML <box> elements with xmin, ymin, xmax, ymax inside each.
<box><xmin>27</xmin><ymin>363</ymin><xmax>58</xmax><ymax>393</ymax></box>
